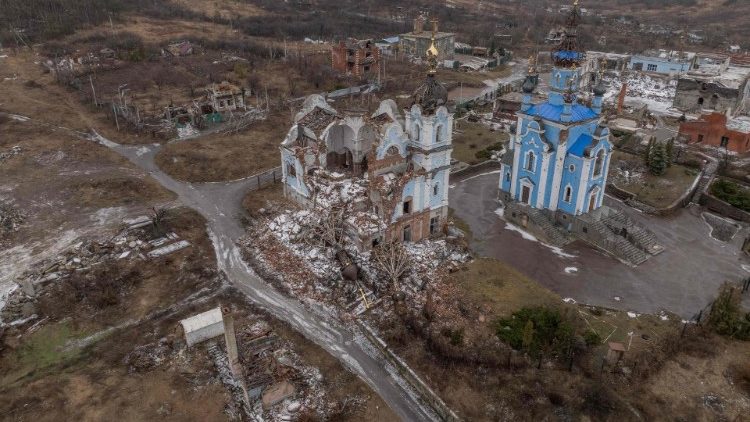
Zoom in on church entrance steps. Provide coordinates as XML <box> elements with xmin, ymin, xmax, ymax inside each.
<box><xmin>600</xmin><ymin>208</ymin><xmax>663</xmax><ymax>256</ymax></box>
<box><xmin>580</xmin><ymin>217</ymin><xmax>649</xmax><ymax>266</ymax></box>
<box><xmin>505</xmin><ymin>202</ymin><xmax>573</xmax><ymax>247</ymax></box>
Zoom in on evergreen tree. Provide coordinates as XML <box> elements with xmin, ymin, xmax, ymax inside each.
<box><xmin>643</xmin><ymin>136</ymin><xmax>655</xmax><ymax>166</ymax></box>
<box><xmin>665</xmin><ymin>138</ymin><xmax>675</xmax><ymax>167</ymax></box>
<box><xmin>649</xmin><ymin>142</ymin><xmax>668</xmax><ymax>176</ymax></box>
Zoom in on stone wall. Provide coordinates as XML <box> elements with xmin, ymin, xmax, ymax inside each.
<box><xmin>700</xmin><ymin>193</ymin><xmax>750</xmax><ymax>223</ymax></box>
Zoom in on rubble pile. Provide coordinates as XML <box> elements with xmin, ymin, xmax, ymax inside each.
<box><xmin>0</xmin><ymin>203</ymin><xmax>25</xmax><ymax>235</ymax></box>
<box><xmin>1</xmin><ymin>216</ymin><xmax>191</xmax><ymax>323</ymax></box>
<box><xmin>0</xmin><ymin>145</ymin><xmax>21</xmax><ymax>161</ymax></box>
<box><xmin>605</xmin><ymin>73</ymin><xmax>677</xmax><ymax>112</ymax></box>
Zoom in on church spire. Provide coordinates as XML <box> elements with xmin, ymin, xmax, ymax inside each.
<box><xmin>552</xmin><ymin>0</ymin><xmax>584</xmax><ymax>68</ymax></box>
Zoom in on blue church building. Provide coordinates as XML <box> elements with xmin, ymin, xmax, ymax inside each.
<box><xmin>499</xmin><ymin>2</ymin><xmax>612</xmax><ymax>216</ymax></box>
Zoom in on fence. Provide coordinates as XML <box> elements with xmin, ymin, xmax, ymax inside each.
<box><xmin>355</xmin><ymin>320</ymin><xmax>461</xmax><ymax>422</ymax></box>
<box><xmin>245</xmin><ymin>166</ymin><xmax>283</xmax><ymax>191</ymax></box>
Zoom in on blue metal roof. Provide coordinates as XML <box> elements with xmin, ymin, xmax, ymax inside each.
<box><xmin>526</xmin><ymin>102</ymin><xmax>598</xmax><ymax>123</ymax></box>
<box><xmin>568</xmin><ymin>133</ymin><xmax>595</xmax><ymax>157</ymax></box>
<box><xmin>552</xmin><ymin>50</ymin><xmax>584</xmax><ymax>61</ymax></box>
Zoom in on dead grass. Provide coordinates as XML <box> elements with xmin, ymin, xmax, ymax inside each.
<box><xmin>242</xmin><ymin>182</ymin><xmax>293</xmax><ymax>217</ymax></box>
<box><xmin>451</xmin><ymin>120</ymin><xmax>506</xmax><ymax>165</ymax></box>
<box><xmin>171</xmin><ymin>0</ymin><xmax>267</xmax><ymax>19</ymax></box>
<box><xmin>643</xmin><ymin>335</ymin><xmax>750</xmax><ymax>421</ymax></box>
<box><xmin>452</xmin><ymin>258</ymin><xmax>562</xmax><ymax>318</ymax></box>
<box><xmin>155</xmin><ymin>113</ymin><xmax>289</xmax><ymax>182</ymax></box>
<box><xmin>610</xmin><ymin>150</ymin><xmax>699</xmax><ymax>208</ymax></box>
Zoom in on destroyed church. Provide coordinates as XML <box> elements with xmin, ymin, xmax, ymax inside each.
<box><xmin>280</xmin><ymin>37</ymin><xmax>452</xmax><ymax>250</ymax></box>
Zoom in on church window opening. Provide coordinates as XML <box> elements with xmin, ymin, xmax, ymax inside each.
<box><xmin>524</xmin><ymin>151</ymin><xmax>536</xmax><ymax>172</ymax></box>
<box><xmin>564</xmin><ymin>186</ymin><xmax>572</xmax><ymax>203</ymax></box>
<box><xmin>430</xmin><ymin>217</ymin><xmax>439</xmax><ymax>234</ymax></box>
<box><xmin>505</xmin><ymin>172</ymin><xmax>510</xmax><ymax>182</ymax></box>
<box><xmin>387</xmin><ymin>145</ymin><xmax>399</xmax><ymax>156</ymax></box>
<box><xmin>720</xmin><ymin>136</ymin><xmax>729</xmax><ymax>147</ymax></box>
<box><xmin>697</xmin><ymin>134</ymin><xmax>704</xmax><ymax>143</ymax></box>
<box><xmin>403</xmin><ymin>199</ymin><xmax>412</xmax><ymax>214</ymax></box>
<box><xmin>433</xmin><ymin>184</ymin><xmax>439</xmax><ymax>196</ymax></box>
<box><xmin>569</xmin><ymin>164</ymin><xmax>575</xmax><ymax>172</ymax></box>
<box><xmin>436</xmin><ymin>125</ymin><xmax>444</xmax><ymax>143</ymax></box>
<box><xmin>287</xmin><ymin>162</ymin><xmax>296</xmax><ymax>178</ymax></box>
<box><xmin>403</xmin><ymin>225</ymin><xmax>412</xmax><ymax>242</ymax></box>
<box><xmin>593</xmin><ymin>149</ymin><xmax>605</xmax><ymax>178</ymax></box>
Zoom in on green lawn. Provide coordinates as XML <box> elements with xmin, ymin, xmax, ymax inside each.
<box><xmin>451</xmin><ymin>121</ymin><xmax>508</xmax><ymax>165</ymax></box>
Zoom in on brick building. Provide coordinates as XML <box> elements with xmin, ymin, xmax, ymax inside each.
<box><xmin>678</xmin><ymin>112</ymin><xmax>750</xmax><ymax>153</ymax></box>
<box><xmin>331</xmin><ymin>39</ymin><xmax>380</xmax><ymax>77</ymax></box>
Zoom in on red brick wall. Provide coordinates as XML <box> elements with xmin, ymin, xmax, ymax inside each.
<box><xmin>678</xmin><ymin>112</ymin><xmax>750</xmax><ymax>153</ymax></box>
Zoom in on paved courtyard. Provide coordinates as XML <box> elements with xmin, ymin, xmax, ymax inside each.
<box><xmin>449</xmin><ymin>171</ymin><xmax>750</xmax><ymax>318</ymax></box>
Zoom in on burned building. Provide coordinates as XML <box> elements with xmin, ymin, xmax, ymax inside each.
<box><xmin>331</xmin><ymin>38</ymin><xmax>380</xmax><ymax>77</ymax></box>
<box><xmin>400</xmin><ymin>16</ymin><xmax>455</xmax><ymax>60</ymax></box>
<box><xmin>280</xmin><ymin>40</ymin><xmax>452</xmax><ymax>249</ymax></box>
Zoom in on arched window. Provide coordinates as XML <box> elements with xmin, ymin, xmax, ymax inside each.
<box><xmin>593</xmin><ymin>149</ymin><xmax>605</xmax><ymax>178</ymax></box>
<box><xmin>564</xmin><ymin>186</ymin><xmax>572</xmax><ymax>203</ymax></box>
<box><xmin>435</xmin><ymin>125</ymin><xmax>444</xmax><ymax>143</ymax></box>
<box><xmin>286</xmin><ymin>162</ymin><xmax>296</xmax><ymax>178</ymax></box>
<box><xmin>387</xmin><ymin>145</ymin><xmax>399</xmax><ymax>156</ymax></box>
<box><xmin>414</xmin><ymin>125</ymin><xmax>421</xmax><ymax>143</ymax></box>
<box><xmin>524</xmin><ymin>151</ymin><xmax>536</xmax><ymax>172</ymax></box>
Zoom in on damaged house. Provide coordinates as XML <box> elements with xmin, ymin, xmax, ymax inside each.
<box><xmin>280</xmin><ymin>45</ymin><xmax>453</xmax><ymax>250</ymax></box>
<box><xmin>207</xmin><ymin>81</ymin><xmax>246</xmax><ymax>113</ymax></box>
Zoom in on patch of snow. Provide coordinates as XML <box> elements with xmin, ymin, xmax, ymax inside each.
<box><xmin>742</xmin><ymin>264</ymin><xmax>750</xmax><ymax>273</ymax></box>
<box><xmin>614</xmin><ymin>296</ymin><xmax>622</xmax><ymax>302</ymax></box>
<box><xmin>458</xmin><ymin>169</ymin><xmax>502</xmax><ymax>183</ymax></box>
<box><xmin>494</xmin><ymin>206</ymin><xmax>505</xmax><ymax>219</ymax></box>
<box><xmin>177</xmin><ymin>124</ymin><xmax>198</xmax><ymax>139</ymax></box>
<box><xmin>504</xmin><ymin>222</ymin><xmax>538</xmax><ymax>242</ymax></box>
<box><xmin>562</xmin><ymin>297</ymin><xmax>577</xmax><ymax>304</ymax></box>
<box><xmin>8</xmin><ymin>114</ymin><xmax>29</xmax><ymax>122</ymax></box>
<box><xmin>503</xmin><ymin>222</ymin><xmax>577</xmax><ymax>258</ymax></box>
<box><xmin>135</xmin><ymin>146</ymin><xmax>151</xmax><ymax>157</ymax></box>
<box><xmin>564</xmin><ymin>266</ymin><xmax>578</xmax><ymax>274</ymax></box>
<box><xmin>627</xmin><ymin>311</ymin><xmax>639</xmax><ymax>318</ymax></box>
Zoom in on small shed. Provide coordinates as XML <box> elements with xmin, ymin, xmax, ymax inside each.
<box><xmin>180</xmin><ymin>307</ymin><xmax>225</xmax><ymax>347</ymax></box>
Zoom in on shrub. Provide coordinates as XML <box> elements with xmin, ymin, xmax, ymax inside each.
<box><xmin>495</xmin><ymin>307</ymin><xmax>573</xmax><ymax>357</ymax></box>
<box><xmin>583</xmin><ymin>330</ymin><xmax>601</xmax><ymax>346</ymax></box>
<box><xmin>708</xmin><ymin>284</ymin><xmax>750</xmax><ymax>340</ymax></box>
<box><xmin>711</xmin><ymin>179</ymin><xmax>750</xmax><ymax>212</ymax></box>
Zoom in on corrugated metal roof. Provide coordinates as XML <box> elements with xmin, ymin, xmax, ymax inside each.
<box><xmin>180</xmin><ymin>307</ymin><xmax>223</xmax><ymax>333</ymax></box>
<box><xmin>568</xmin><ymin>133</ymin><xmax>595</xmax><ymax>157</ymax></box>
<box><xmin>526</xmin><ymin>102</ymin><xmax>598</xmax><ymax>123</ymax></box>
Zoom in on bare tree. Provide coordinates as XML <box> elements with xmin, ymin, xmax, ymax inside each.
<box><xmin>371</xmin><ymin>241</ymin><xmax>411</xmax><ymax>289</ymax></box>
<box><xmin>304</xmin><ymin>206</ymin><xmax>346</xmax><ymax>248</ymax></box>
